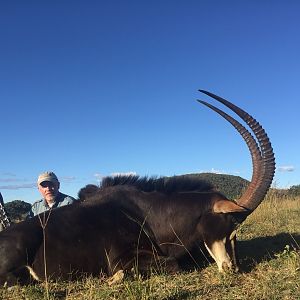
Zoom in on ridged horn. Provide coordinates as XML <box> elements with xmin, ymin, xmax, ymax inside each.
<box><xmin>198</xmin><ymin>90</ymin><xmax>275</xmax><ymax>212</ymax></box>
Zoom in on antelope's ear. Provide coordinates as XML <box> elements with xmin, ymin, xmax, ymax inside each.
<box><xmin>213</xmin><ymin>200</ymin><xmax>247</xmax><ymax>213</ymax></box>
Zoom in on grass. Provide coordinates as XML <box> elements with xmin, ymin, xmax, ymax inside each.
<box><xmin>1</xmin><ymin>193</ymin><xmax>299</xmax><ymax>300</ymax></box>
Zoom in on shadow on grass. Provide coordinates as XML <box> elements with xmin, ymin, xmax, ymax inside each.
<box><xmin>178</xmin><ymin>232</ymin><xmax>300</xmax><ymax>273</ymax></box>
<box><xmin>49</xmin><ymin>290</ymin><xmax>67</xmax><ymax>299</ymax></box>
<box><xmin>237</xmin><ymin>232</ymin><xmax>300</xmax><ymax>272</ymax></box>
<box><xmin>162</xmin><ymin>290</ymin><xmax>192</xmax><ymax>300</ymax></box>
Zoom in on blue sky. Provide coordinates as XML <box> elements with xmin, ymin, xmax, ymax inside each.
<box><xmin>1</xmin><ymin>1</ymin><xmax>299</xmax><ymax>203</ymax></box>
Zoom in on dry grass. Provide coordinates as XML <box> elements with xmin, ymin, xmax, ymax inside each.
<box><xmin>1</xmin><ymin>193</ymin><xmax>299</xmax><ymax>300</ymax></box>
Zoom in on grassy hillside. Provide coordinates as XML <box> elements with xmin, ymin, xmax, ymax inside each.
<box><xmin>1</xmin><ymin>191</ymin><xmax>299</xmax><ymax>299</ymax></box>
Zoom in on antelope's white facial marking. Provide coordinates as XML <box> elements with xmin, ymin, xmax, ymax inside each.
<box><xmin>26</xmin><ymin>266</ymin><xmax>41</xmax><ymax>281</ymax></box>
<box><xmin>204</xmin><ymin>238</ymin><xmax>232</xmax><ymax>272</ymax></box>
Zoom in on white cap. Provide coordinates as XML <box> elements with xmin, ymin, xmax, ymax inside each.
<box><xmin>37</xmin><ymin>171</ymin><xmax>59</xmax><ymax>185</ymax></box>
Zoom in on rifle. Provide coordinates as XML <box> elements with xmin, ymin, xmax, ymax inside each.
<box><xmin>0</xmin><ymin>192</ymin><xmax>11</xmax><ymax>230</ymax></box>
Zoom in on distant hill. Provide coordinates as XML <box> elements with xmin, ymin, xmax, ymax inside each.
<box><xmin>172</xmin><ymin>173</ymin><xmax>250</xmax><ymax>200</ymax></box>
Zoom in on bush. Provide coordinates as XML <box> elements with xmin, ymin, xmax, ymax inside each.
<box><xmin>4</xmin><ymin>200</ymin><xmax>31</xmax><ymax>222</ymax></box>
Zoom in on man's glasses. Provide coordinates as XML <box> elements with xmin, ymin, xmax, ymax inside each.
<box><xmin>40</xmin><ymin>181</ymin><xmax>56</xmax><ymax>188</ymax></box>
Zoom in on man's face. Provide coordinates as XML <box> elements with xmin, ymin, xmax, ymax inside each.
<box><xmin>38</xmin><ymin>181</ymin><xmax>60</xmax><ymax>204</ymax></box>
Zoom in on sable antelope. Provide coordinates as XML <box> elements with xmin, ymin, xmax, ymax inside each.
<box><xmin>0</xmin><ymin>192</ymin><xmax>178</xmax><ymax>286</ymax></box>
<box><xmin>79</xmin><ymin>90</ymin><xmax>275</xmax><ymax>272</ymax></box>
<box><xmin>0</xmin><ymin>90</ymin><xmax>275</xmax><ymax>285</ymax></box>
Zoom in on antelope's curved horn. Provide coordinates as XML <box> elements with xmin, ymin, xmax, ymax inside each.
<box><xmin>197</xmin><ymin>100</ymin><xmax>261</xmax><ymax>211</ymax></box>
<box><xmin>198</xmin><ymin>90</ymin><xmax>275</xmax><ymax>212</ymax></box>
